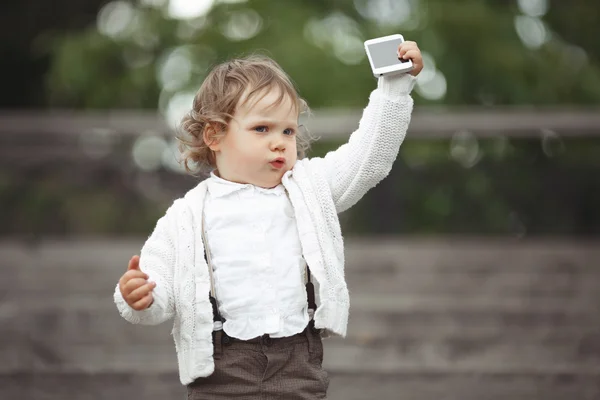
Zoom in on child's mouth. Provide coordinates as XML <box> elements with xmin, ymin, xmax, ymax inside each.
<box><xmin>270</xmin><ymin>159</ymin><xmax>285</xmax><ymax>169</ymax></box>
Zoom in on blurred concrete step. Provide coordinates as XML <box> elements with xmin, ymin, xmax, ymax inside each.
<box><xmin>329</xmin><ymin>371</ymin><xmax>600</xmax><ymax>400</ymax></box>
<box><xmin>330</xmin><ymin>370</ymin><xmax>600</xmax><ymax>400</ymax></box>
<box><xmin>2</xmin><ymin>370</ymin><xmax>600</xmax><ymax>400</ymax></box>
<box><xmin>4</xmin><ymin>300</ymin><xmax>599</xmax><ymax>357</ymax></box>
<box><xmin>4</xmin><ymin>239</ymin><xmax>600</xmax><ymax>297</ymax></box>
<box><xmin>322</xmin><ymin>338</ymin><xmax>600</xmax><ymax>374</ymax></box>
<box><xmin>346</xmin><ymin>308</ymin><xmax>600</xmax><ymax>339</ymax></box>
<box><xmin>5</xmin><ymin>242</ymin><xmax>600</xmax><ymax>313</ymax></box>
<box><xmin>0</xmin><ymin>371</ymin><xmax>182</xmax><ymax>400</ymax></box>
<box><xmin>345</xmin><ymin>272</ymin><xmax>600</xmax><ymax>301</ymax></box>
<box><xmin>14</xmin><ymin>267</ymin><xmax>600</xmax><ymax>301</ymax></box>
<box><xmin>11</xmin><ymin>292</ymin><xmax>600</xmax><ymax>313</ymax></box>
<box><xmin>343</xmin><ymin>238</ymin><xmax>600</xmax><ymax>273</ymax></box>
<box><xmin>3</xmin><ymin>238</ymin><xmax>598</xmax><ymax>270</ymax></box>
<box><xmin>5</xmin><ymin>295</ymin><xmax>599</xmax><ymax>346</ymax></box>
<box><xmin>11</xmin><ymin>263</ymin><xmax>600</xmax><ymax>303</ymax></box>
<box><xmin>4</xmin><ymin>328</ymin><xmax>600</xmax><ymax>374</ymax></box>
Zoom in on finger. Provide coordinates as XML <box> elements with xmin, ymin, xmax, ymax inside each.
<box><xmin>119</xmin><ymin>270</ymin><xmax>141</xmax><ymax>289</ymax></box>
<box><xmin>124</xmin><ymin>277</ymin><xmax>150</xmax><ymax>294</ymax></box>
<box><xmin>120</xmin><ymin>270</ymin><xmax>149</xmax><ymax>288</ymax></box>
<box><xmin>397</xmin><ymin>42</ymin><xmax>418</xmax><ymax>57</ymax></box>
<box><xmin>127</xmin><ymin>255</ymin><xmax>140</xmax><ymax>271</ymax></box>
<box><xmin>402</xmin><ymin>49</ymin><xmax>422</xmax><ymax>62</ymax></box>
<box><xmin>127</xmin><ymin>281</ymin><xmax>156</xmax><ymax>303</ymax></box>
<box><xmin>132</xmin><ymin>293</ymin><xmax>154</xmax><ymax>311</ymax></box>
<box><xmin>398</xmin><ymin>45</ymin><xmax>419</xmax><ymax>59</ymax></box>
<box><xmin>123</xmin><ymin>269</ymin><xmax>149</xmax><ymax>280</ymax></box>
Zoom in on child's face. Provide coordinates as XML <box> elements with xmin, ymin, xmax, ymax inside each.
<box><xmin>211</xmin><ymin>87</ymin><xmax>299</xmax><ymax>188</ymax></box>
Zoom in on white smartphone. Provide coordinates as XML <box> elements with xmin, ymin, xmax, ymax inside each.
<box><xmin>364</xmin><ymin>34</ymin><xmax>413</xmax><ymax>77</ymax></box>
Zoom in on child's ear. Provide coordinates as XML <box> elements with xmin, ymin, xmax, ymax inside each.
<box><xmin>203</xmin><ymin>124</ymin><xmax>222</xmax><ymax>152</ymax></box>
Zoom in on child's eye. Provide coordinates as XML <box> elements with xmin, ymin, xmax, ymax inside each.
<box><xmin>254</xmin><ymin>126</ymin><xmax>268</xmax><ymax>133</ymax></box>
<box><xmin>283</xmin><ymin>128</ymin><xmax>295</xmax><ymax>136</ymax></box>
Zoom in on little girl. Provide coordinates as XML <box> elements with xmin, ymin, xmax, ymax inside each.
<box><xmin>115</xmin><ymin>41</ymin><xmax>423</xmax><ymax>399</ymax></box>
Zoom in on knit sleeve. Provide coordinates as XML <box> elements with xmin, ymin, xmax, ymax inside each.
<box><xmin>113</xmin><ymin>206</ymin><xmax>177</xmax><ymax>325</ymax></box>
<box><xmin>311</xmin><ymin>73</ymin><xmax>416</xmax><ymax>213</ymax></box>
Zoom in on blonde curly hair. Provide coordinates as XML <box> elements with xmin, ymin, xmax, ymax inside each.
<box><xmin>177</xmin><ymin>54</ymin><xmax>311</xmax><ymax>175</ymax></box>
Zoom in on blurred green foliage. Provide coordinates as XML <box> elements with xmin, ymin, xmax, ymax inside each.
<box><xmin>44</xmin><ymin>0</ymin><xmax>600</xmax><ymax>108</ymax></box>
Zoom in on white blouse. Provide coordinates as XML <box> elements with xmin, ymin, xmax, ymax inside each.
<box><xmin>203</xmin><ymin>172</ymin><xmax>310</xmax><ymax>340</ymax></box>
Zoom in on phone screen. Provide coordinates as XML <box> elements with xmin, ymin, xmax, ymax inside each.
<box><xmin>367</xmin><ymin>38</ymin><xmax>409</xmax><ymax>68</ymax></box>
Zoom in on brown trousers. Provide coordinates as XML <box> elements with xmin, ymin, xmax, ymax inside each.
<box><xmin>187</xmin><ymin>326</ymin><xmax>329</xmax><ymax>399</ymax></box>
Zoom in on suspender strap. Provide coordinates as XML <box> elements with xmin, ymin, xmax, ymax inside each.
<box><xmin>201</xmin><ymin>210</ymin><xmax>225</xmax><ymax>328</ymax></box>
<box><xmin>305</xmin><ymin>266</ymin><xmax>317</xmax><ymax>313</ymax></box>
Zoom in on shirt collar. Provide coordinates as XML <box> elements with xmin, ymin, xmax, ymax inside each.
<box><xmin>207</xmin><ymin>171</ymin><xmax>286</xmax><ymax>198</ymax></box>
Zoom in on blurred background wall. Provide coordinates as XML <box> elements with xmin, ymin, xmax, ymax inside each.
<box><xmin>1</xmin><ymin>0</ymin><xmax>599</xmax><ymax>399</ymax></box>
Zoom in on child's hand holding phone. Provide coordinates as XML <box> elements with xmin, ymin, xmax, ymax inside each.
<box><xmin>364</xmin><ymin>34</ymin><xmax>423</xmax><ymax>77</ymax></box>
<box><xmin>397</xmin><ymin>41</ymin><xmax>423</xmax><ymax>76</ymax></box>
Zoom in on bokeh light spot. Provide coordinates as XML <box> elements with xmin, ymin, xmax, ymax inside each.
<box><xmin>168</xmin><ymin>0</ymin><xmax>214</xmax><ymax>20</ymax></box>
<box><xmin>97</xmin><ymin>1</ymin><xmax>136</xmax><ymax>38</ymax></box>
<box><xmin>157</xmin><ymin>47</ymin><xmax>193</xmax><ymax>91</ymax></box>
<box><xmin>540</xmin><ymin>129</ymin><xmax>565</xmax><ymax>158</ymax></box>
<box><xmin>450</xmin><ymin>130</ymin><xmax>481</xmax><ymax>168</ymax></box>
<box><xmin>416</xmin><ymin>69</ymin><xmax>447</xmax><ymax>101</ymax></box>
<box><xmin>517</xmin><ymin>0</ymin><xmax>548</xmax><ymax>18</ymax></box>
<box><xmin>514</xmin><ymin>15</ymin><xmax>548</xmax><ymax>49</ymax></box>
<box><xmin>303</xmin><ymin>13</ymin><xmax>365</xmax><ymax>65</ymax></box>
<box><xmin>354</xmin><ymin>0</ymin><xmax>412</xmax><ymax>27</ymax></box>
<box><xmin>220</xmin><ymin>9</ymin><xmax>263</xmax><ymax>41</ymax></box>
<box><xmin>162</xmin><ymin>138</ymin><xmax>186</xmax><ymax>173</ymax></box>
<box><xmin>132</xmin><ymin>134</ymin><xmax>169</xmax><ymax>171</ymax></box>
<box><xmin>163</xmin><ymin>91</ymin><xmax>196</xmax><ymax>129</ymax></box>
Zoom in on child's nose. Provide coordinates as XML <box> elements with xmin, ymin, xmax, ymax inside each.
<box><xmin>271</xmin><ymin>139</ymin><xmax>286</xmax><ymax>152</ymax></box>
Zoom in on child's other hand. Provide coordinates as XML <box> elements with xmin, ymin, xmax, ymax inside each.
<box><xmin>398</xmin><ymin>41</ymin><xmax>423</xmax><ymax>76</ymax></box>
<box><xmin>119</xmin><ymin>255</ymin><xmax>156</xmax><ymax>310</ymax></box>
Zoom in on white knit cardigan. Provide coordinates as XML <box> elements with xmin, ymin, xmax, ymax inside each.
<box><xmin>114</xmin><ymin>73</ymin><xmax>416</xmax><ymax>385</ymax></box>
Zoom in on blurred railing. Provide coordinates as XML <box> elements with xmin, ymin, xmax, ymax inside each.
<box><xmin>1</xmin><ymin>106</ymin><xmax>599</xmax><ymax>167</ymax></box>
<box><xmin>1</xmin><ymin>107</ymin><xmax>600</xmax><ymax>138</ymax></box>
<box><xmin>1</xmin><ymin>107</ymin><xmax>599</xmax><ymax>237</ymax></box>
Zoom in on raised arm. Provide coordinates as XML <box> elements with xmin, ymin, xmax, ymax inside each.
<box><xmin>310</xmin><ymin>73</ymin><xmax>416</xmax><ymax>213</ymax></box>
<box><xmin>113</xmin><ymin>207</ymin><xmax>177</xmax><ymax>325</ymax></box>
